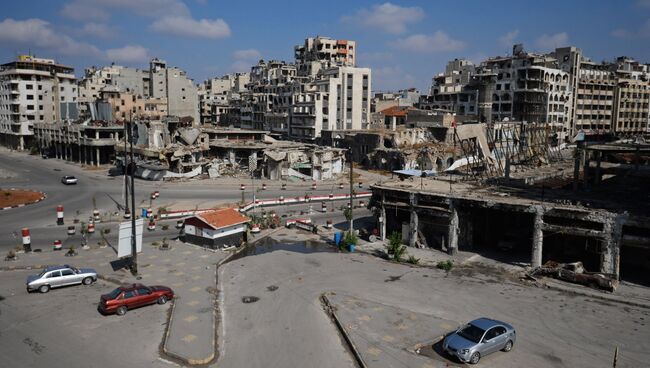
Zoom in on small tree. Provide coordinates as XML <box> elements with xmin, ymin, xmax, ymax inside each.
<box><xmin>386</xmin><ymin>231</ymin><xmax>407</xmax><ymax>262</ymax></box>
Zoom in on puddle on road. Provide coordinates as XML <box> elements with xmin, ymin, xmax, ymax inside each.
<box><xmin>225</xmin><ymin>237</ymin><xmax>335</xmax><ymax>264</ymax></box>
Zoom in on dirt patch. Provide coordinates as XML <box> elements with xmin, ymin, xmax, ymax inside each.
<box><xmin>0</xmin><ymin>189</ymin><xmax>44</xmax><ymax>208</ymax></box>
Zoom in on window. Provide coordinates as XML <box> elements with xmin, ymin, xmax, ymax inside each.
<box><xmin>136</xmin><ymin>288</ymin><xmax>151</xmax><ymax>295</ymax></box>
<box><xmin>123</xmin><ymin>291</ymin><xmax>136</xmax><ymax>299</ymax></box>
<box><xmin>60</xmin><ymin>86</ymin><xmax>65</xmax><ymax>92</ymax></box>
<box><xmin>27</xmin><ymin>95</ymin><xmax>34</xmax><ymax>100</ymax></box>
<box><xmin>47</xmin><ymin>271</ymin><xmax>61</xmax><ymax>278</ymax></box>
<box><xmin>27</xmin><ymin>105</ymin><xmax>34</xmax><ymax>110</ymax></box>
<box><xmin>26</xmin><ymin>84</ymin><xmax>33</xmax><ymax>90</ymax></box>
<box><xmin>61</xmin><ymin>269</ymin><xmax>75</xmax><ymax>276</ymax></box>
<box><xmin>38</xmin><ymin>95</ymin><xmax>43</xmax><ymax>100</ymax></box>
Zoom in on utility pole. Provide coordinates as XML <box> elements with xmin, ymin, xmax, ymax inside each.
<box><xmin>128</xmin><ymin>120</ymin><xmax>138</xmax><ymax>275</ymax></box>
<box><xmin>123</xmin><ymin>121</ymin><xmax>129</xmax><ymax>212</ymax></box>
<box><xmin>348</xmin><ymin>151</ymin><xmax>354</xmax><ymax>233</ymax></box>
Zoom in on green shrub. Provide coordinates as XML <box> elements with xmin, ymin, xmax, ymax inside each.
<box><xmin>406</xmin><ymin>255</ymin><xmax>420</xmax><ymax>265</ymax></box>
<box><xmin>436</xmin><ymin>260</ymin><xmax>453</xmax><ymax>272</ymax></box>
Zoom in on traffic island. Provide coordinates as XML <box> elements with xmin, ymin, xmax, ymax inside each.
<box><xmin>0</xmin><ymin>188</ymin><xmax>46</xmax><ymax>210</ymax></box>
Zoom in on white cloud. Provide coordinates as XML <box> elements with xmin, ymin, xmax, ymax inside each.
<box><xmin>233</xmin><ymin>49</ymin><xmax>261</xmax><ymax>60</ymax></box>
<box><xmin>613</xmin><ymin>19</ymin><xmax>650</xmax><ymax>38</ymax></box>
<box><xmin>372</xmin><ymin>66</ymin><xmax>417</xmax><ymax>91</ymax></box>
<box><xmin>80</xmin><ymin>22</ymin><xmax>115</xmax><ymax>39</ymax></box>
<box><xmin>230</xmin><ymin>60</ymin><xmax>252</xmax><ymax>73</ymax></box>
<box><xmin>106</xmin><ymin>45</ymin><xmax>149</xmax><ymax>63</ymax></box>
<box><xmin>498</xmin><ymin>30</ymin><xmax>519</xmax><ymax>47</ymax></box>
<box><xmin>0</xmin><ymin>18</ymin><xmax>102</xmax><ymax>57</ymax></box>
<box><xmin>61</xmin><ymin>0</ymin><xmax>190</xmax><ymax>21</ymax></box>
<box><xmin>535</xmin><ymin>32</ymin><xmax>569</xmax><ymax>50</ymax></box>
<box><xmin>150</xmin><ymin>16</ymin><xmax>230</xmax><ymax>39</ymax></box>
<box><xmin>342</xmin><ymin>2</ymin><xmax>424</xmax><ymax>35</ymax></box>
<box><xmin>390</xmin><ymin>32</ymin><xmax>465</xmax><ymax>53</ymax></box>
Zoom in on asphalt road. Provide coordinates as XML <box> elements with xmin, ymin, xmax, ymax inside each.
<box><xmin>0</xmin><ymin>149</ymin><xmax>367</xmax><ymax>252</ymax></box>
<box><xmin>0</xmin><ymin>270</ymin><xmax>169</xmax><ymax>368</ymax></box>
<box><xmin>219</xmin><ymin>243</ymin><xmax>650</xmax><ymax>368</ymax></box>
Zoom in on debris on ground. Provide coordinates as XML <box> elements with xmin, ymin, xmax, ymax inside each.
<box><xmin>529</xmin><ymin>261</ymin><xmax>618</xmax><ymax>292</ymax></box>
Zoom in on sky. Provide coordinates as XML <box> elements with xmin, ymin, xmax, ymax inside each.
<box><xmin>1</xmin><ymin>0</ymin><xmax>649</xmax><ymax>93</ymax></box>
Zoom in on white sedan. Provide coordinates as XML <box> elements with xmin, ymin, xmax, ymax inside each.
<box><xmin>61</xmin><ymin>175</ymin><xmax>78</xmax><ymax>185</ymax></box>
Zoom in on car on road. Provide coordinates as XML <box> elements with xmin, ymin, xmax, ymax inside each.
<box><xmin>98</xmin><ymin>283</ymin><xmax>174</xmax><ymax>316</ymax></box>
<box><xmin>442</xmin><ymin>318</ymin><xmax>516</xmax><ymax>364</ymax></box>
<box><xmin>61</xmin><ymin>175</ymin><xmax>78</xmax><ymax>185</ymax></box>
<box><xmin>26</xmin><ymin>265</ymin><xmax>97</xmax><ymax>293</ymax></box>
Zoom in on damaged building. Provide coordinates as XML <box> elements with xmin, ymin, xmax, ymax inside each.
<box><xmin>369</xmin><ymin>124</ymin><xmax>650</xmax><ymax>286</ymax></box>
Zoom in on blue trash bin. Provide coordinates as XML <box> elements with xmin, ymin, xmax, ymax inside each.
<box><xmin>348</xmin><ymin>243</ymin><xmax>355</xmax><ymax>252</ymax></box>
<box><xmin>334</xmin><ymin>232</ymin><xmax>342</xmax><ymax>245</ymax></box>
<box><xmin>141</xmin><ymin>208</ymin><xmax>148</xmax><ymax>218</ymax></box>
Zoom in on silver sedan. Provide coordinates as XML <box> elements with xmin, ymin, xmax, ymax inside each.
<box><xmin>26</xmin><ymin>265</ymin><xmax>97</xmax><ymax>293</ymax></box>
<box><xmin>443</xmin><ymin>318</ymin><xmax>516</xmax><ymax>364</ymax></box>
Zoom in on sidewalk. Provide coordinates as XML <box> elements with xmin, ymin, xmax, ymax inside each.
<box><xmin>1</xmin><ymin>240</ymin><xmax>229</xmax><ymax>365</ymax></box>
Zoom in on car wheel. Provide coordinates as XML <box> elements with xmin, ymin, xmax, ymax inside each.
<box><xmin>82</xmin><ymin>277</ymin><xmax>93</xmax><ymax>285</ymax></box>
<box><xmin>157</xmin><ymin>296</ymin><xmax>167</xmax><ymax>305</ymax></box>
<box><xmin>470</xmin><ymin>352</ymin><xmax>481</xmax><ymax>364</ymax></box>
<box><xmin>503</xmin><ymin>340</ymin><xmax>513</xmax><ymax>352</ymax></box>
<box><xmin>39</xmin><ymin>285</ymin><xmax>50</xmax><ymax>293</ymax></box>
<box><xmin>116</xmin><ymin>306</ymin><xmax>128</xmax><ymax>316</ymax></box>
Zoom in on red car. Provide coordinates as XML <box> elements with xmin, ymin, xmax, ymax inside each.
<box><xmin>99</xmin><ymin>283</ymin><xmax>174</xmax><ymax>316</ymax></box>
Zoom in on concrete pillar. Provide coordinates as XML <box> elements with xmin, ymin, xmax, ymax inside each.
<box><xmin>531</xmin><ymin>205</ymin><xmax>544</xmax><ymax>268</ymax></box>
<box><xmin>447</xmin><ymin>200</ymin><xmax>459</xmax><ymax>255</ymax></box>
<box><xmin>594</xmin><ymin>151</ymin><xmax>601</xmax><ymax>186</ymax></box>
<box><xmin>391</xmin><ymin>116</ymin><xmax>397</xmax><ymax>131</ymax></box>
<box><xmin>460</xmin><ymin>212</ymin><xmax>474</xmax><ymax>250</ymax></box>
<box><xmin>408</xmin><ymin>193</ymin><xmax>418</xmax><ymax>247</ymax></box>
<box><xmin>379</xmin><ymin>205</ymin><xmax>386</xmax><ymax>241</ymax></box>
<box><xmin>96</xmin><ymin>148</ymin><xmax>100</xmax><ymax>167</ymax></box>
<box><xmin>601</xmin><ymin>213</ymin><xmax>624</xmax><ymax>278</ymax></box>
<box><xmin>19</xmin><ymin>136</ymin><xmax>24</xmax><ymax>151</ymax></box>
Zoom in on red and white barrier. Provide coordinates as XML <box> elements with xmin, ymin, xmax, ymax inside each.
<box><xmin>124</xmin><ymin>208</ymin><xmax>131</xmax><ymax>219</ymax></box>
<box><xmin>67</xmin><ymin>225</ymin><xmax>75</xmax><ymax>236</ymax></box>
<box><xmin>329</xmin><ymin>193</ymin><xmax>334</xmax><ymax>200</ymax></box>
<box><xmin>281</xmin><ymin>183</ymin><xmax>286</xmax><ymax>190</ymax></box>
<box><xmin>21</xmin><ymin>228</ymin><xmax>31</xmax><ymax>252</ymax></box>
<box><xmin>250</xmin><ymin>224</ymin><xmax>261</xmax><ymax>233</ymax></box>
<box><xmin>154</xmin><ymin>191</ymin><xmax>160</xmax><ymax>198</ymax></box>
<box><xmin>93</xmin><ymin>209</ymin><xmax>100</xmax><ymax>223</ymax></box>
<box><xmin>311</xmin><ymin>183</ymin><xmax>317</xmax><ymax>190</ymax></box>
<box><xmin>321</xmin><ymin>202</ymin><xmax>327</xmax><ymax>213</ymax></box>
<box><xmin>146</xmin><ymin>208</ymin><xmax>152</xmax><ymax>218</ymax></box>
<box><xmin>240</xmin><ymin>184</ymin><xmax>246</xmax><ymax>191</ymax></box>
<box><xmin>262</xmin><ymin>183</ymin><xmax>267</xmax><ymax>190</ymax></box>
<box><xmin>176</xmin><ymin>219</ymin><xmax>184</xmax><ymax>229</ymax></box>
<box><xmin>326</xmin><ymin>220</ymin><xmax>333</xmax><ymax>229</ymax></box>
<box><xmin>148</xmin><ymin>220</ymin><xmax>156</xmax><ymax>231</ymax></box>
<box><xmin>87</xmin><ymin>222</ymin><xmax>95</xmax><ymax>234</ymax></box>
<box><xmin>151</xmin><ymin>192</ymin><xmax>156</xmax><ymax>200</ymax></box>
<box><xmin>339</xmin><ymin>183</ymin><xmax>344</xmax><ymax>189</ymax></box>
<box><xmin>53</xmin><ymin>239</ymin><xmax>62</xmax><ymax>251</ymax></box>
<box><xmin>56</xmin><ymin>205</ymin><xmax>64</xmax><ymax>225</ymax></box>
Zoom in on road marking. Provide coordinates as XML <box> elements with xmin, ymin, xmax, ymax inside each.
<box><xmin>181</xmin><ymin>334</ymin><xmax>197</xmax><ymax>343</ymax></box>
<box><xmin>183</xmin><ymin>315</ymin><xmax>198</xmax><ymax>323</ymax></box>
<box><xmin>187</xmin><ymin>300</ymin><xmax>200</xmax><ymax>306</ymax></box>
<box><xmin>357</xmin><ymin>315</ymin><xmax>371</xmax><ymax>321</ymax></box>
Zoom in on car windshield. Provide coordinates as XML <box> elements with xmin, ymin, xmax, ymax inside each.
<box><xmin>458</xmin><ymin>324</ymin><xmax>486</xmax><ymax>343</ymax></box>
<box><xmin>106</xmin><ymin>288</ymin><xmax>122</xmax><ymax>299</ymax></box>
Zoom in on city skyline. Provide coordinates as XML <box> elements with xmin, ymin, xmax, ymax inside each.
<box><xmin>1</xmin><ymin>0</ymin><xmax>649</xmax><ymax>92</ymax></box>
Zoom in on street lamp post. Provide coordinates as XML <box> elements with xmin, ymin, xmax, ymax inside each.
<box><xmin>127</xmin><ymin>121</ymin><xmax>137</xmax><ymax>275</ymax></box>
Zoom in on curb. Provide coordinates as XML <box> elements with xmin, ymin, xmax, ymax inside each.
<box><xmin>160</xmin><ymin>247</ymin><xmax>238</xmax><ymax>366</ymax></box>
<box><xmin>0</xmin><ymin>189</ymin><xmax>47</xmax><ymax>211</ymax></box>
<box><xmin>321</xmin><ymin>293</ymin><xmax>367</xmax><ymax>368</ymax></box>
<box><xmin>541</xmin><ymin>279</ymin><xmax>650</xmax><ymax>310</ymax></box>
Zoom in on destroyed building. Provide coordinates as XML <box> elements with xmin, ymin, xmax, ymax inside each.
<box><xmin>369</xmin><ymin>122</ymin><xmax>650</xmax><ymax>286</ymax></box>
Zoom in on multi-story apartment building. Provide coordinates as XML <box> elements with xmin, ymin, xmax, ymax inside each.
<box><xmin>295</xmin><ymin>36</ymin><xmax>356</xmax><ymax>67</ymax></box>
<box><xmin>225</xmin><ymin>37</ymin><xmax>370</xmax><ymax>141</ymax></box>
<box><xmin>99</xmin><ymin>89</ymin><xmax>167</xmax><ymax>121</ymax></box>
<box><xmin>425</xmin><ymin>59</ymin><xmax>478</xmax><ymax>115</ymax></box>
<box><xmin>78</xmin><ymin>58</ymin><xmax>199</xmax><ymax>124</ymax></box>
<box><xmin>0</xmin><ymin>55</ymin><xmax>77</xmax><ymax>150</ymax></box>
<box><xmin>199</xmin><ymin>73</ymin><xmax>249</xmax><ymax>125</ymax></box>
<box><xmin>428</xmin><ymin>44</ymin><xmax>650</xmax><ymax>138</ymax></box>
